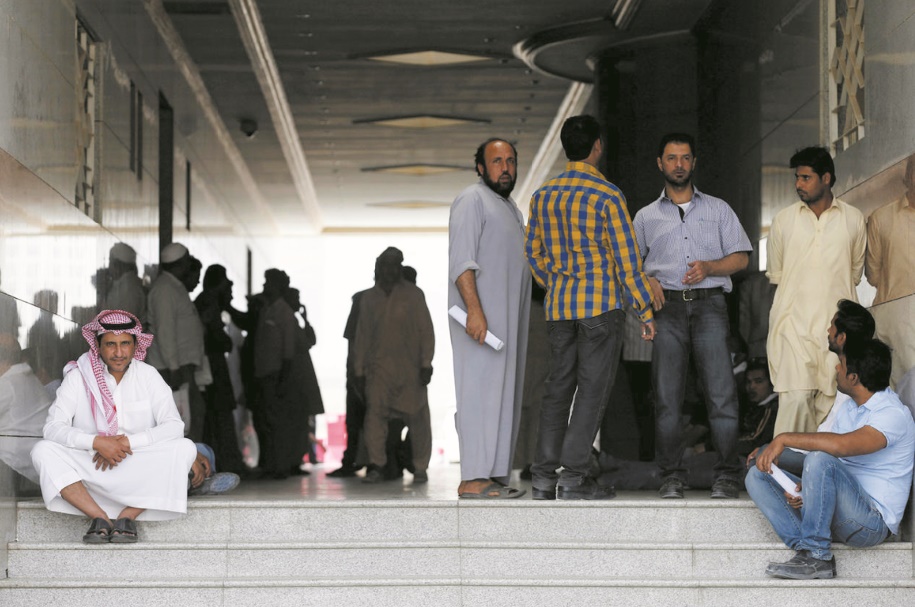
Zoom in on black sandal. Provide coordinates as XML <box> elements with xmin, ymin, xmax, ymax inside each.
<box><xmin>109</xmin><ymin>517</ymin><xmax>139</xmax><ymax>544</ymax></box>
<box><xmin>82</xmin><ymin>517</ymin><xmax>112</xmax><ymax>544</ymax></box>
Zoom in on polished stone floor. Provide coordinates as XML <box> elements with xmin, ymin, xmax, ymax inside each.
<box><xmin>203</xmin><ymin>463</ymin><xmax>728</xmax><ymax>503</ymax></box>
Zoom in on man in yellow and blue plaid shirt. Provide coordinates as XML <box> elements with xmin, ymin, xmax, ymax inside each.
<box><xmin>525</xmin><ymin>115</ymin><xmax>655</xmax><ymax>500</ymax></box>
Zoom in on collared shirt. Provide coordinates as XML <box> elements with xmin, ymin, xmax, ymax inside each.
<box><xmin>633</xmin><ymin>187</ymin><xmax>752</xmax><ymax>293</ymax></box>
<box><xmin>865</xmin><ymin>194</ymin><xmax>915</xmax><ymax>305</ymax></box>
<box><xmin>526</xmin><ymin>162</ymin><xmax>654</xmax><ymax>322</ymax></box>
<box><xmin>831</xmin><ymin>389</ymin><xmax>915</xmax><ymax>535</ymax></box>
<box><xmin>766</xmin><ymin>199</ymin><xmax>866</xmax><ymax>392</ymax></box>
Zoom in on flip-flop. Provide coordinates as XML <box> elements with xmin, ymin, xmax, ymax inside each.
<box><xmin>459</xmin><ymin>481</ymin><xmax>526</xmax><ymax>499</ymax></box>
<box><xmin>82</xmin><ymin>517</ymin><xmax>112</xmax><ymax>544</ymax></box>
<box><xmin>109</xmin><ymin>517</ymin><xmax>139</xmax><ymax>544</ymax></box>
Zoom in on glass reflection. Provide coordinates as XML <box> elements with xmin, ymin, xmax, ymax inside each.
<box><xmin>0</xmin><ymin>323</ymin><xmax>54</xmax><ymax>484</ymax></box>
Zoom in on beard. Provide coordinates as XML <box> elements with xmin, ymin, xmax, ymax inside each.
<box><xmin>482</xmin><ymin>171</ymin><xmax>516</xmax><ymax>198</ymax></box>
<box><xmin>662</xmin><ymin>168</ymin><xmax>693</xmax><ymax>187</ymax></box>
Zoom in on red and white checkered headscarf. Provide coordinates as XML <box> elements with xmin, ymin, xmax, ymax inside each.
<box><xmin>65</xmin><ymin>310</ymin><xmax>154</xmax><ymax>436</ymax></box>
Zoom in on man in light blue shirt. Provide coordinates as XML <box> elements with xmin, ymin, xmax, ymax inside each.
<box><xmin>747</xmin><ymin>338</ymin><xmax>915</xmax><ymax>579</ymax></box>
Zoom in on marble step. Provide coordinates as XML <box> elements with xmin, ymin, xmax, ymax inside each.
<box><xmin>1</xmin><ymin>577</ymin><xmax>914</xmax><ymax>607</ymax></box>
<box><xmin>7</xmin><ymin>540</ymin><xmax>912</xmax><ymax>580</ymax></box>
<box><xmin>15</xmin><ymin>497</ymin><xmax>784</xmax><ymax>545</ymax></box>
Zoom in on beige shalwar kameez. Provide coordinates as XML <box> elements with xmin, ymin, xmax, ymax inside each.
<box><xmin>766</xmin><ymin>199</ymin><xmax>866</xmax><ymax>434</ymax></box>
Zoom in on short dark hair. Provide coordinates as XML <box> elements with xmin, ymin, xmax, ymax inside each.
<box><xmin>834</xmin><ymin>299</ymin><xmax>875</xmax><ymax>345</ymax></box>
<box><xmin>790</xmin><ymin>146</ymin><xmax>836</xmax><ymax>185</ymax></box>
<box><xmin>474</xmin><ymin>138</ymin><xmax>518</xmax><ymax>176</ymax></box>
<box><xmin>843</xmin><ymin>338</ymin><xmax>892</xmax><ymax>393</ymax></box>
<box><xmin>203</xmin><ymin>264</ymin><xmax>228</xmax><ymax>290</ymax></box>
<box><xmin>264</xmin><ymin>268</ymin><xmax>290</xmax><ymax>289</ymax></box>
<box><xmin>560</xmin><ymin>115</ymin><xmax>601</xmax><ymax>161</ymax></box>
<box><xmin>746</xmin><ymin>358</ymin><xmax>771</xmax><ymax>383</ymax></box>
<box><xmin>658</xmin><ymin>133</ymin><xmax>696</xmax><ymax>158</ymax></box>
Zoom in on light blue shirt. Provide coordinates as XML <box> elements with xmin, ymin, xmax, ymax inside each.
<box><xmin>833</xmin><ymin>388</ymin><xmax>915</xmax><ymax>534</ymax></box>
<box><xmin>632</xmin><ymin>187</ymin><xmax>752</xmax><ymax>293</ymax></box>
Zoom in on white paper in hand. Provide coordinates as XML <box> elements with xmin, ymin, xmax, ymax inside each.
<box><xmin>770</xmin><ymin>463</ymin><xmax>801</xmax><ymax>498</ymax></box>
<box><xmin>448</xmin><ymin>305</ymin><xmax>504</xmax><ymax>351</ymax></box>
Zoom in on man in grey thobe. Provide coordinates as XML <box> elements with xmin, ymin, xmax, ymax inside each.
<box><xmin>448</xmin><ymin>138</ymin><xmax>531</xmax><ymax>499</ymax></box>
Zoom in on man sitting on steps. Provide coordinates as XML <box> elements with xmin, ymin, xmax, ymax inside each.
<box><xmin>746</xmin><ymin>338</ymin><xmax>914</xmax><ymax>579</ymax></box>
<box><xmin>31</xmin><ymin>310</ymin><xmax>197</xmax><ymax>543</ymax></box>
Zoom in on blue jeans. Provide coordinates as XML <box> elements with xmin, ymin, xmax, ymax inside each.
<box><xmin>745</xmin><ymin>451</ymin><xmax>889</xmax><ymax>560</ymax></box>
<box><xmin>196</xmin><ymin>442</ymin><xmax>216</xmax><ymax>471</ymax></box>
<box><xmin>532</xmin><ymin>310</ymin><xmax>623</xmax><ymax>489</ymax></box>
<box><xmin>653</xmin><ymin>293</ymin><xmax>740</xmax><ymax>481</ymax></box>
<box><xmin>750</xmin><ymin>442</ymin><xmax>806</xmax><ymax>477</ymax></box>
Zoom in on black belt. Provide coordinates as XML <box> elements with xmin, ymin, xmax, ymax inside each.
<box><xmin>662</xmin><ymin>287</ymin><xmax>723</xmax><ymax>302</ymax></box>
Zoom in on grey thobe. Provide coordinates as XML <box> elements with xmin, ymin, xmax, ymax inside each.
<box><xmin>448</xmin><ymin>180</ymin><xmax>531</xmax><ymax>482</ymax></box>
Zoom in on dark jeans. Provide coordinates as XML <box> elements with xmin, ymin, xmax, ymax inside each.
<box><xmin>653</xmin><ymin>293</ymin><xmax>741</xmax><ymax>482</ymax></box>
<box><xmin>532</xmin><ymin>309</ymin><xmax>624</xmax><ymax>489</ymax></box>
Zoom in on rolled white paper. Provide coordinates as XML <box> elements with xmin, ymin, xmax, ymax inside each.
<box><xmin>770</xmin><ymin>463</ymin><xmax>801</xmax><ymax>498</ymax></box>
<box><xmin>448</xmin><ymin>305</ymin><xmax>504</xmax><ymax>351</ymax></box>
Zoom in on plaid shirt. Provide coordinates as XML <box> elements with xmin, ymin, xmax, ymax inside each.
<box><xmin>525</xmin><ymin>162</ymin><xmax>654</xmax><ymax>322</ymax></box>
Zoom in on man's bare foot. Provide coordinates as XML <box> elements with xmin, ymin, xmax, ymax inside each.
<box><xmin>460</xmin><ymin>478</ymin><xmax>498</xmax><ymax>496</ymax></box>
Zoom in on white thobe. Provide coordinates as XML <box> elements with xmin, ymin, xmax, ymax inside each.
<box><xmin>31</xmin><ymin>354</ymin><xmax>196</xmax><ymax>520</ymax></box>
<box><xmin>146</xmin><ymin>270</ymin><xmax>204</xmax><ymax>372</ymax></box>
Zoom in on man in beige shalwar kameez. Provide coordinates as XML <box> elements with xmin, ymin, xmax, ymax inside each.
<box><xmin>767</xmin><ymin>147</ymin><xmax>866</xmax><ymax>435</ymax></box>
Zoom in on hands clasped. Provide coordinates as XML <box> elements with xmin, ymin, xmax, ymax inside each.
<box><xmin>92</xmin><ymin>434</ymin><xmax>132</xmax><ymax>471</ymax></box>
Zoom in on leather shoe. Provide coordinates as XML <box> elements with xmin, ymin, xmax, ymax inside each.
<box><xmin>557</xmin><ymin>478</ymin><xmax>616</xmax><ymax>500</ymax></box>
<box><xmin>531</xmin><ymin>486</ymin><xmax>556</xmax><ymax>500</ymax></box>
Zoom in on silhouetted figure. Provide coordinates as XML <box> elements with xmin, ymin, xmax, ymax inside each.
<box><xmin>103</xmin><ymin>243</ymin><xmax>148</xmax><ymax>325</ymax></box>
<box><xmin>26</xmin><ymin>290</ymin><xmax>65</xmax><ymax>384</ymax></box>
<box><xmin>194</xmin><ymin>265</ymin><xmax>246</xmax><ymax>474</ymax></box>
<box><xmin>327</xmin><ymin>271</ymin><xmax>376</xmax><ymax>479</ymax></box>
<box><xmin>0</xmin><ymin>269</ymin><xmax>21</xmax><ymax>337</ymax></box>
<box><xmin>354</xmin><ymin>247</ymin><xmax>434</xmax><ymax>484</ymax></box>
<box><xmin>253</xmin><ymin>269</ymin><xmax>297</xmax><ymax>479</ymax></box>
<box><xmin>283</xmin><ymin>287</ymin><xmax>325</xmax><ymax>476</ymax></box>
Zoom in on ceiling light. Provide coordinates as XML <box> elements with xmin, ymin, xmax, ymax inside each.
<box><xmin>367</xmin><ymin>201</ymin><xmax>453</xmax><ymax>209</ymax></box>
<box><xmin>355</xmin><ymin>115</ymin><xmax>489</xmax><ymax>129</ymax></box>
<box><xmin>367</xmin><ymin>50</ymin><xmax>490</xmax><ymax>67</ymax></box>
<box><xmin>363</xmin><ymin>164</ymin><xmax>469</xmax><ymax>176</ymax></box>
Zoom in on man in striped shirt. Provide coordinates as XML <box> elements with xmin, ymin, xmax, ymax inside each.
<box><xmin>633</xmin><ymin>133</ymin><xmax>752</xmax><ymax>500</ymax></box>
<box><xmin>525</xmin><ymin>115</ymin><xmax>655</xmax><ymax>500</ymax></box>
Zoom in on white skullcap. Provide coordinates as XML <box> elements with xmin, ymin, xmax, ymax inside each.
<box><xmin>109</xmin><ymin>242</ymin><xmax>137</xmax><ymax>264</ymax></box>
<box><xmin>160</xmin><ymin>242</ymin><xmax>189</xmax><ymax>264</ymax></box>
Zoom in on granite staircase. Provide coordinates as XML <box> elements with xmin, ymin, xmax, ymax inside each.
<box><xmin>2</xmin><ymin>495</ymin><xmax>914</xmax><ymax>606</ymax></box>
